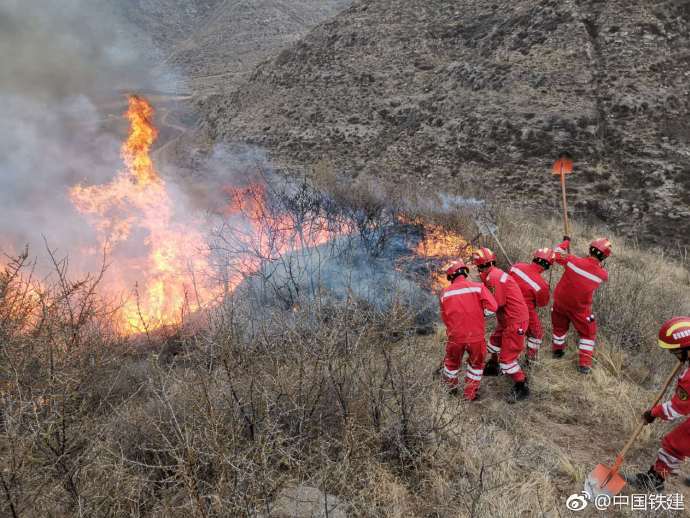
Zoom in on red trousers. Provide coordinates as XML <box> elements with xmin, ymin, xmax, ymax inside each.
<box><xmin>442</xmin><ymin>338</ymin><xmax>485</xmax><ymax>400</ymax></box>
<box><xmin>654</xmin><ymin>418</ymin><xmax>690</xmax><ymax>477</ymax></box>
<box><xmin>488</xmin><ymin>320</ymin><xmax>528</xmax><ymax>382</ymax></box>
<box><xmin>525</xmin><ymin>308</ymin><xmax>544</xmax><ymax>360</ymax></box>
<box><xmin>551</xmin><ymin>304</ymin><xmax>597</xmax><ymax>367</ymax></box>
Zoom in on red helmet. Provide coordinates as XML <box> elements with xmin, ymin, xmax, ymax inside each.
<box><xmin>590</xmin><ymin>238</ymin><xmax>612</xmax><ymax>258</ymax></box>
<box><xmin>446</xmin><ymin>260</ymin><xmax>469</xmax><ymax>279</ymax></box>
<box><xmin>658</xmin><ymin>317</ymin><xmax>690</xmax><ymax>350</ymax></box>
<box><xmin>471</xmin><ymin>247</ymin><xmax>497</xmax><ymax>267</ymax></box>
<box><xmin>533</xmin><ymin>247</ymin><xmax>555</xmax><ymax>265</ymax></box>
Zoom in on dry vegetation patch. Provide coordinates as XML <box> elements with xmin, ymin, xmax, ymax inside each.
<box><xmin>2</xmin><ymin>185</ymin><xmax>690</xmax><ymax>516</ymax></box>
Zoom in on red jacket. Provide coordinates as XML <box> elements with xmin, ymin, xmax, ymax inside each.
<box><xmin>651</xmin><ymin>366</ymin><xmax>690</xmax><ymax>421</ymax></box>
<box><xmin>481</xmin><ymin>266</ymin><xmax>529</xmax><ymax>324</ymax></box>
<box><xmin>509</xmin><ymin>262</ymin><xmax>550</xmax><ymax>311</ymax></box>
<box><xmin>440</xmin><ymin>276</ymin><xmax>498</xmax><ymax>342</ymax></box>
<box><xmin>553</xmin><ymin>240</ymin><xmax>608</xmax><ymax>313</ymax></box>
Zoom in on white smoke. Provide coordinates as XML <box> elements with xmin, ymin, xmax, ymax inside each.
<box><xmin>0</xmin><ymin>0</ymin><xmax>176</xmax><ymax>268</ymax></box>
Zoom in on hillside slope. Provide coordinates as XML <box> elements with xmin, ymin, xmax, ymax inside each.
<box><xmin>4</xmin><ymin>198</ymin><xmax>690</xmax><ymax>516</ymax></box>
<box><xmin>113</xmin><ymin>0</ymin><xmax>351</xmax><ymax>95</ymax></box>
<box><xmin>202</xmin><ymin>0</ymin><xmax>690</xmax><ymax>248</ymax></box>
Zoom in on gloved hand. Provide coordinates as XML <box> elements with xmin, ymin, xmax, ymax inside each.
<box><xmin>563</xmin><ymin>235</ymin><xmax>571</xmax><ymax>242</ymax></box>
<box><xmin>642</xmin><ymin>410</ymin><xmax>656</xmax><ymax>425</ymax></box>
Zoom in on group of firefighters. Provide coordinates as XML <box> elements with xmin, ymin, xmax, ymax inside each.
<box><xmin>438</xmin><ymin>235</ymin><xmax>690</xmax><ymax>491</ymax></box>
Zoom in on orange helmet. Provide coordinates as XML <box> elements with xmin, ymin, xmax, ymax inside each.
<box><xmin>471</xmin><ymin>247</ymin><xmax>497</xmax><ymax>267</ymax></box>
<box><xmin>446</xmin><ymin>260</ymin><xmax>469</xmax><ymax>280</ymax></box>
<box><xmin>533</xmin><ymin>247</ymin><xmax>555</xmax><ymax>265</ymax></box>
<box><xmin>658</xmin><ymin>317</ymin><xmax>690</xmax><ymax>350</ymax></box>
<box><xmin>590</xmin><ymin>238</ymin><xmax>612</xmax><ymax>260</ymax></box>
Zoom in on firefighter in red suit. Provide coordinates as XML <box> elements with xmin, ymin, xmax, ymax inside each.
<box><xmin>551</xmin><ymin>237</ymin><xmax>611</xmax><ymax>374</ymax></box>
<box><xmin>440</xmin><ymin>260</ymin><xmax>498</xmax><ymax>401</ymax></box>
<box><xmin>508</xmin><ymin>248</ymin><xmax>555</xmax><ymax>361</ymax></box>
<box><xmin>630</xmin><ymin>317</ymin><xmax>690</xmax><ymax>491</ymax></box>
<box><xmin>472</xmin><ymin>247</ymin><xmax>531</xmax><ymax>401</ymax></box>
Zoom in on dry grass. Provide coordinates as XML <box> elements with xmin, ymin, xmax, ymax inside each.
<box><xmin>2</xmin><ymin>184</ymin><xmax>690</xmax><ymax>517</ymax></box>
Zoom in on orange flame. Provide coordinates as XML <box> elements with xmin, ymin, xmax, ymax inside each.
<box><xmin>221</xmin><ymin>183</ymin><xmax>345</xmax><ymax>287</ymax></box>
<box><xmin>69</xmin><ymin>96</ymin><xmax>346</xmax><ymax>334</ymax></box>
<box><xmin>415</xmin><ymin>223</ymin><xmax>469</xmax><ymax>260</ymax></box>
<box><xmin>122</xmin><ymin>96</ymin><xmax>159</xmax><ymax>186</ymax></box>
<box><xmin>70</xmin><ymin>96</ymin><xmax>218</xmax><ymax>333</ymax></box>
<box><xmin>399</xmin><ymin>215</ymin><xmax>472</xmax><ymax>290</ymax></box>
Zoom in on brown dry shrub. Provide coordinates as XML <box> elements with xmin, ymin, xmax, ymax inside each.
<box><xmin>3</xmin><ymin>187</ymin><xmax>690</xmax><ymax>517</ymax></box>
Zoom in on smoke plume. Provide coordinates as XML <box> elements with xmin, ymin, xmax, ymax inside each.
<box><xmin>0</xmin><ymin>0</ymin><xmax>169</xmax><ymax>268</ymax></box>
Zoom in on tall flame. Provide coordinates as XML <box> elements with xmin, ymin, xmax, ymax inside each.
<box><xmin>122</xmin><ymin>96</ymin><xmax>159</xmax><ymax>186</ymax></box>
<box><xmin>70</xmin><ymin>96</ymin><xmax>216</xmax><ymax>332</ymax></box>
<box><xmin>69</xmin><ymin>95</ymin><xmax>344</xmax><ymax>334</ymax></box>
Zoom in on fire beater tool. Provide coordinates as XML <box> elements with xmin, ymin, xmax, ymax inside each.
<box><xmin>584</xmin><ymin>360</ymin><xmax>684</xmax><ymax>498</ymax></box>
<box><xmin>552</xmin><ymin>153</ymin><xmax>573</xmax><ymax>240</ymax></box>
<box><xmin>549</xmin><ymin>153</ymin><xmax>573</xmax><ymax>287</ymax></box>
<box><xmin>474</xmin><ymin>213</ymin><xmax>512</xmax><ymax>266</ymax></box>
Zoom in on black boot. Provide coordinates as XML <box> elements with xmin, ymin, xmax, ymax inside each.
<box><xmin>508</xmin><ymin>381</ymin><xmax>530</xmax><ymax>402</ymax></box>
<box><xmin>483</xmin><ymin>358</ymin><xmax>500</xmax><ymax>376</ymax></box>
<box><xmin>577</xmin><ymin>366</ymin><xmax>591</xmax><ymax>375</ymax></box>
<box><xmin>552</xmin><ymin>349</ymin><xmax>565</xmax><ymax>359</ymax></box>
<box><xmin>628</xmin><ymin>468</ymin><xmax>665</xmax><ymax>492</ymax></box>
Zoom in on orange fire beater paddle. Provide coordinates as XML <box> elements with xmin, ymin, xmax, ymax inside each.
<box><xmin>584</xmin><ymin>360</ymin><xmax>684</xmax><ymax>498</ymax></box>
<box><xmin>552</xmin><ymin>153</ymin><xmax>573</xmax><ymax>238</ymax></box>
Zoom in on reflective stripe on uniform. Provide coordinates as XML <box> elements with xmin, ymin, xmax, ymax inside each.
<box><xmin>662</xmin><ymin>401</ymin><xmax>683</xmax><ymax>420</ymax></box>
<box><xmin>442</xmin><ymin>287</ymin><xmax>481</xmax><ymax>300</ymax></box>
<box><xmin>499</xmin><ymin>272</ymin><xmax>508</xmax><ymax>283</ymax></box>
<box><xmin>579</xmin><ymin>338</ymin><xmax>595</xmax><ymax>345</ymax></box>
<box><xmin>488</xmin><ymin>342</ymin><xmax>501</xmax><ymax>354</ymax></box>
<box><xmin>658</xmin><ymin>448</ymin><xmax>682</xmax><ymax>471</ymax></box>
<box><xmin>578</xmin><ymin>341</ymin><xmax>595</xmax><ymax>352</ymax></box>
<box><xmin>500</xmin><ymin>361</ymin><xmax>521</xmax><ymax>375</ymax></box>
<box><xmin>527</xmin><ymin>337</ymin><xmax>542</xmax><ymax>350</ymax></box>
<box><xmin>566</xmin><ymin>261</ymin><xmax>604</xmax><ymax>284</ymax></box>
<box><xmin>466</xmin><ymin>371</ymin><xmax>482</xmax><ymax>381</ymax></box>
<box><xmin>443</xmin><ymin>367</ymin><xmax>459</xmax><ymax>379</ymax></box>
<box><xmin>552</xmin><ymin>334</ymin><xmax>566</xmax><ymax>345</ymax></box>
<box><xmin>510</xmin><ymin>266</ymin><xmax>541</xmax><ymax>292</ymax></box>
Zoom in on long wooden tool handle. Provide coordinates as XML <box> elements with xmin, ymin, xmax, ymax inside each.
<box><xmin>489</xmin><ymin>228</ymin><xmax>513</xmax><ymax>266</ymax></box>
<box><xmin>616</xmin><ymin>360</ymin><xmax>684</xmax><ymax>463</ymax></box>
<box><xmin>560</xmin><ymin>172</ymin><xmax>570</xmax><ymax>237</ymax></box>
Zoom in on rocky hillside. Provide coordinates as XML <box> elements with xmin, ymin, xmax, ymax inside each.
<box><xmin>202</xmin><ymin>0</ymin><xmax>690</xmax><ymax>248</ymax></box>
<box><xmin>113</xmin><ymin>0</ymin><xmax>351</xmax><ymax>95</ymax></box>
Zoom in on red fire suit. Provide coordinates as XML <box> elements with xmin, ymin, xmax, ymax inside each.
<box><xmin>440</xmin><ymin>276</ymin><xmax>498</xmax><ymax>400</ymax></box>
<box><xmin>482</xmin><ymin>266</ymin><xmax>530</xmax><ymax>382</ymax></box>
<box><xmin>551</xmin><ymin>240</ymin><xmax>608</xmax><ymax>367</ymax></box>
<box><xmin>650</xmin><ymin>365</ymin><xmax>690</xmax><ymax>477</ymax></box>
<box><xmin>509</xmin><ymin>262</ymin><xmax>550</xmax><ymax>360</ymax></box>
